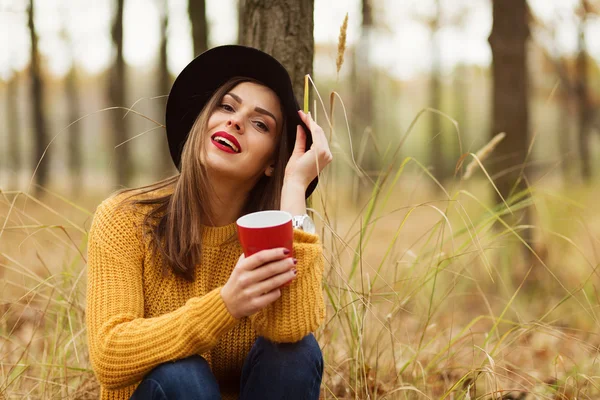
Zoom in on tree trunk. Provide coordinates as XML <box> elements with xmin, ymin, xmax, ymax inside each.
<box><xmin>189</xmin><ymin>0</ymin><xmax>208</xmax><ymax>56</ymax></box>
<box><xmin>237</xmin><ymin>0</ymin><xmax>245</xmax><ymax>44</ymax></box>
<box><xmin>558</xmin><ymin>80</ymin><xmax>572</xmax><ymax>184</ymax></box>
<box><xmin>66</xmin><ymin>66</ymin><xmax>82</xmax><ymax>194</ymax></box>
<box><xmin>488</xmin><ymin>0</ymin><xmax>531</xmax><ymax>254</ymax></box>
<box><xmin>238</xmin><ymin>0</ymin><xmax>314</xmax><ymax>103</ymax></box>
<box><xmin>430</xmin><ymin>0</ymin><xmax>444</xmax><ymax>181</ymax></box>
<box><xmin>348</xmin><ymin>0</ymin><xmax>377</xmax><ymax>203</ymax></box>
<box><xmin>453</xmin><ymin>64</ymin><xmax>468</xmax><ymax>172</ymax></box>
<box><xmin>576</xmin><ymin>1</ymin><xmax>591</xmax><ymax>182</ymax></box>
<box><xmin>110</xmin><ymin>0</ymin><xmax>132</xmax><ymax>187</ymax></box>
<box><xmin>157</xmin><ymin>0</ymin><xmax>175</xmax><ymax>179</ymax></box>
<box><xmin>6</xmin><ymin>74</ymin><xmax>21</xmax><ymax>189</ymax></box>
<box><xmin>488</xmin><ymin>0</ymin><xmax>530</xmax><ymax>201</ymax></box>
<box><xmin>28</xmin><ymin>0</ymin><xmax>49</xmax><ymax>194</ymax></box>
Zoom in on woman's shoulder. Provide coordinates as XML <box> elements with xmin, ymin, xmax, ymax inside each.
<box><xmin>93</xmin><ymin>189</ymin><xmax>169</xmax><ymax>229</ymax></box>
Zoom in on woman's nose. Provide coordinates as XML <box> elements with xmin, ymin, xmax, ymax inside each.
<box><xmin>226</xmin><ymin>119</ymin><xmax>242</xmax><ymax>132</ymax></box>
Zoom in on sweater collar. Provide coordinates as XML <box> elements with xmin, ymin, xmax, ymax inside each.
<box><xmin>201</xmin><ymin>223</ymin><xmax>238</xmax><ymax>247</ymax></box>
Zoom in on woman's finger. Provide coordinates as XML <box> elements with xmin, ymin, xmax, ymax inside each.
<box><xmin>293</xmin><ymin>123</ymin><xmax>307</xmax><ymax>154</ymax></box>
<box><xmin>250</xmin><ymin>257</ymin><xmax>296</xmax><ymax>283</ymax></box>
<box><xmin>298</xmin><ymin>110</ymin><xmax>330</xmax><ymax>154</ymax></box>
<box><xmin>240</xmin><ymin>248</ymin><xmax>290</xmax><ymax>271</ymax></box>
<box><xmin>254</xmin><ymin>268</ymin><xmax>297</xmax><ymax>295</ymax></box>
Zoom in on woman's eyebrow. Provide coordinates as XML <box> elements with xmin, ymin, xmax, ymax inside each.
<box><xmin>226</xmin><ymin>92</ymin><xmax>278</xmax><ymax>124</ymax></box>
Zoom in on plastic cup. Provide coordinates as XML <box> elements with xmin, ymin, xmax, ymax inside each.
<box><xmin>236</xmin><ymin>210</ymin><xmax>294</xmax><ymax>257</ymax></box>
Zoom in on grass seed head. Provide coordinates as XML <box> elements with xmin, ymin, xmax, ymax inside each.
<box><xmin>336</xmin><ymin>13</ymin><xmax>349</xmax><ymax>76</ymax></box>
<box><xmin>463</xmin><ymin>132</ymin><xmax>506</xmax><ymax>180</ymax></box>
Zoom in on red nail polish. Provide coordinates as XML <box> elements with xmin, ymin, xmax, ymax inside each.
<box><xmin>291</xmin><ymin>268</ymin><xmax>297</xmax><ymax>275</ymax></box>
<box><xmin>292</xmin><ymin>258</ymin><xmax>297</xmax><ymax>265</ymax></box>
<box><xmin>283</xmin><ymin>249</ymin><xmax>290</xmax><ymax>255</ymax></box>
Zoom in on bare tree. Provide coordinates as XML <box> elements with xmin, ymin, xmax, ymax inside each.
<box><xmin>430</xmin><ymin>0</ymin><xmax>444</xmax><ymax>180</ymax></box>
<box><xmin>109</xmin><ymin>0</ymin><xmax>133</xmax><ymax>186</ymax></box>
<box><xmin>66</xmin><ymin>64</ymin><xmax>82</xmax><ymax>193</ymax></box>
<box><xmin>488</xmin><ymin>0</ymin><xmax>530</xmax><ymax>201</ymax></box>
<box><xmin>189</xmin><ymin>0</ymin><xmax>208</xmax><ymax>56</ymax></box>
<box><xmin>157</xmin><ymin>0</ymin><xmax>175</xmax><ymax>178</ymax></box>
<box><xmin>350</xmin><ymin>0</ymin><xmax>378</xmax><ymax>186</ymax></box>
<box><xmin>238</xmin><ymin>0</ymin><xmax>314</xmax><ymax>102</ymax></box>
<box><xmin>28</xmin><ymin>0</ymin><xmax>49</xmax><ymax>194</ymax></box>
<box><xmin>6</xmin><ymin>72</ymin><xmax>21</xmax><ymax>189</ymax></box>
<box><xmin>489</xmin><ymin>0</ymin><xmax>532</xmax><ymax>253</ymax></box>
<box><xmin>237</xmin><ymin>0</ymin><xmax>245</xmax><ymax>44</ymax></box>
<box><xmin>576</xmin><ymin>0</ymin><xmax>593</xmax><ymax>181</ymax></box>
<box><xmin>60</xmin><ymin>13</ymin><xmax>83</xmax><ymax>194</ymax></box>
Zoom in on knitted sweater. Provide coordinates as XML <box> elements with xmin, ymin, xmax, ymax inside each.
<box><xmin>86</xmin><ymin>192</ymin><xmax>325</xmax><ymax>400</ymax></box>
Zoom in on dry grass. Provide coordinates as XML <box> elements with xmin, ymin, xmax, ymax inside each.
<box><xmin>2</xmin><ymin>88</ymin><xmax>600</xmax><ymax>400</ymax></box>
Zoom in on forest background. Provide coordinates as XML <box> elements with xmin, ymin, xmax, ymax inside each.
<box><xmin>2</xmin><ymin>0</ymin><xmax>600</xmax><ymax>398</ymax></box>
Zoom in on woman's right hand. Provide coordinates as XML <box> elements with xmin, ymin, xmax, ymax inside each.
<box><xmin>220</xmin><ymin>248</ymin><xmax>297</xmax><ymax>319</ymax></box>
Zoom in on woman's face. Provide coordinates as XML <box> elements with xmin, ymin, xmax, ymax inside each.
<box><xmin>203</xmin><ymin>82</ymin><xmax>283</xmax><ymax>184</ymax></box>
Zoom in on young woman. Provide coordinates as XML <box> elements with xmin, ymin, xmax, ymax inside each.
<box><xmin>86</xmin><ymin>45</ymin><xmax>332</xmax><ymax>400</ymax></box>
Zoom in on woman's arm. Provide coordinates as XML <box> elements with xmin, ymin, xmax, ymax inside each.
<box><xmin>86</xmin><ymin>196</ymin><xmax>239</xmax><ymax>389</ymax></box>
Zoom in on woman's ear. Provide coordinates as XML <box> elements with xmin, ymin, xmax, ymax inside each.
<box><xmin>265</xmin><ymin>164</ymin><xmax>275</xmax><ymax>177</ymax></box>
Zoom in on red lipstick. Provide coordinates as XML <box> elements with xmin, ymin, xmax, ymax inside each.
<box><xmin>211</xmin><ymin>131</ymin><xmax>242</xmax><ymax>153</ymax></box>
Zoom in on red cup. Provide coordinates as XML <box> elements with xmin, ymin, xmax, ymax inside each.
<box><xmin>236</xmin><ymin>210</ymin><xmax>294</xmax><ymax>257</ymax></box>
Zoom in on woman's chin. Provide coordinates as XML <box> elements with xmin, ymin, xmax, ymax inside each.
<box><xmin>205</xmin><ymin>156</ymin><xmax>245</xmax><ymax>179</ymax></box>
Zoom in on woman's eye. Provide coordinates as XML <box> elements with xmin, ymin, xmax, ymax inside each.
<box><xmin>255</xmin><ymin>121</ymin><xmax>268</xmax><ymax>132</ymax></box>
<box><xmin>221</xmin><ymin>104</ymin><xmax>234</xmax><ymax>112</ymax></box>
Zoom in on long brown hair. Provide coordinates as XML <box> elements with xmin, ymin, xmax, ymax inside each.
<box><xmin>117</xmin><ymin>76</ymin><xmax>289</xmax><ymax>281</ymax></box>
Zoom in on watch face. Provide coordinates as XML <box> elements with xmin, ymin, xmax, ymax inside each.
<box><xmin>302</xmin><ymin>215</ymin><xmax>316</xmax><ymax>234</ymax></box>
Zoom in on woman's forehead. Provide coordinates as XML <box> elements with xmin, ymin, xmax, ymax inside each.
<box><xmin>227</xmin><ymin>82</ymin><xmax>282</xmax><ymax>113</ymax></box>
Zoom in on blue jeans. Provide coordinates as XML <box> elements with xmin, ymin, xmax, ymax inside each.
<box><xmin>130</xmin><ymin>334</ymin><xmax>323</xmax><ymax>399</ymax></box>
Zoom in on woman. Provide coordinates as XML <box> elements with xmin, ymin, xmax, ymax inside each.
<box><xmin>86</xmin><ymin>45</ymin><xmax>332</xmax><ymax>400</ymax></box>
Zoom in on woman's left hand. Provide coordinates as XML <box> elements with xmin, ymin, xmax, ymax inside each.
<box><xmin>284</xmin><ymin>110</ymin><xmax>333</xmax><ymax>189</ymax></box>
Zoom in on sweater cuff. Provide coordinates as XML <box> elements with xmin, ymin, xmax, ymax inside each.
<box><xmin>186</xmin><ymin>287</ymin><xmax>238</xmax><ymax>346</ymax></box>
<box><xmin>293</xmin><ymin>228</ymin><xmax>319</xmax><ymax>244</ymax></box>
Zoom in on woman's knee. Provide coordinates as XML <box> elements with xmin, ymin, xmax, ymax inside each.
<box><xmin>136</xmin><ymin>355</ymin><xmax>220</xmax><ymax>400</ymax></box>
<box><xmin>255</xmin><ymin>333</ymin><xmax>323</xmax><ymax>372</ymax></box>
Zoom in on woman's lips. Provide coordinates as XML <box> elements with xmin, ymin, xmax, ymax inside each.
<box><xmin>212</xmin><ymin>139</ymin><xmax>238</xmax><ymax>154</ymax></box>
<box><xmin>211</xmin><ymin>131</ymin><xmax>242</xmax><ymax>153</ymax></box>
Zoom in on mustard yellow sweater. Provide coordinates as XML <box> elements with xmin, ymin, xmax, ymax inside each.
<box><xmin>86</xmin><ymin>192</ymin><xmax>325</xmax><ymax>400</ymax></box>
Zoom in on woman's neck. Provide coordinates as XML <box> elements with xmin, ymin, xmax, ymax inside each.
<box><xmin>203</xmin><ymin>177</ymin><xmax>250</xmax><ymax>227</ymax></box>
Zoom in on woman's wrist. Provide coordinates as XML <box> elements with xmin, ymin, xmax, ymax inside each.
<box><xmin>280</xmin><ymin>180</ymin><xmax>307</xmax><ymax>216</ymax></box>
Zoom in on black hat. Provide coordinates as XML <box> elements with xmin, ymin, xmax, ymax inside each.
<box><xmin>165</xmin><ymin>45</ymin><xmax>318</xmax><ymax>199</ymax></box>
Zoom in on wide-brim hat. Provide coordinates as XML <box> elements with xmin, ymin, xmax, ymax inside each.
<box><xmin>165</xmin><ymin>45</ymin><xmax>318</xmax><ymax>199</ymax></box>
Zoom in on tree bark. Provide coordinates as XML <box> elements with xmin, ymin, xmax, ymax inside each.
<box><xmin>237</xmin><ymin>0</ymin><xmax>245</xmax><ymax>44</ymax></box>
<box><xmin>238</xmin><ymin>0</ymin><xmax>314</xmax><ymax>103</ymax></box>
<box><xmin>557</xmin><ymin>73</ymin><xmax>572</xmax><ymax>184</ymax></box>
<box><xmin>453</xmin><ymin>63</ymin><xmax>468</xmax><ymax>174</ymax></box>
<box><xmin>576</xmin><ymin>1</ymin><xmax>591</xmax><ymax>182</ymax></box>
<box><xmin>110</xmin><ymin>0</ymin><xmax>132</xmax><ymax>187</ymax></box>
<box><xmin>430</xmin><ymin>0</ymin><xmax>444</xmax><ymax>181</ymax></box>
<box><xmin>348</xmin><ymin>0</ymin><xmax>378</xmax><ymax>202</ymax></box>
<box><xmin>28</xmin><ymin>0</ymin><xmax>49</xmax><ymax>194</ymax></box>
<box><xmin>6</xmin><ymin>74</ymin><xmax>21</xmax><ymax>189</ymax></box>
<box><xmin>66</xmin><ymin>66</ymin><xmax>82</xmax><ymax>194</ymax></box>
<box><xmin>488</xmin><ymin>0</ymin><xmax>530</xmax><ymax>201</ymax></box>
<box><xmin>189</xmin><ymin>0</ymin><xmax>208</xmax><ymax>56</ymax></box>
<box><xmin>158</xmin><ymin>0</ymin><xmax>175</xmax><ymax>179</ymax></box>
<box><xmin>488</xmin><ymin>0</ymin><xmax>531</xmax><ymax>254</ymax></box>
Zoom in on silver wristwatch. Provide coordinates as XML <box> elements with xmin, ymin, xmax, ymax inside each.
<box><xmin>292</xmin><ymin>214</ymin><xmax>316</xmax><ymax>234</ymax></box>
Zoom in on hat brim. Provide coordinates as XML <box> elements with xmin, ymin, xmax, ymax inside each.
<box><xmin>165</xmin><ymin>45</ymin><xmax>318</xmax><ymax>199</ymax></box>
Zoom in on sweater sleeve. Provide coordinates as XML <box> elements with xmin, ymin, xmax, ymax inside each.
<box><xmin>249</xmin><ymin>229</ymin><xmax>325</xmax><ymax>343</ymax></box>
<box><xmin>86</xmin><ymin>196</ymin><xmax>239</xmax><ymax>390</ymax></box>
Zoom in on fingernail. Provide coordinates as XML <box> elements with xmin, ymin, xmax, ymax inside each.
<box><xmin>291</xmin><ymin>268</ymin><xmax>297</xmax><ymax>275</ymax></box>
<box><xmin>292</xmin><ymin>258</ymin><xmax>297</xmax><ymax>265</ymax></box>
<box><xmin>283</xmin><ymin>249</ymin><xmax>290</xmax><ymax>255</ymax></box>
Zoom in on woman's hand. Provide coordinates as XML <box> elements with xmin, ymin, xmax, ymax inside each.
<box><xmin>220</xmin><ymin>248</ymin><xmax>297</xmax><ymax>319</ymax></box>
<box><xmin>284</xmin><ymin>110</ymin><xmax>333</xmax><ymax>189</ymax></box>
